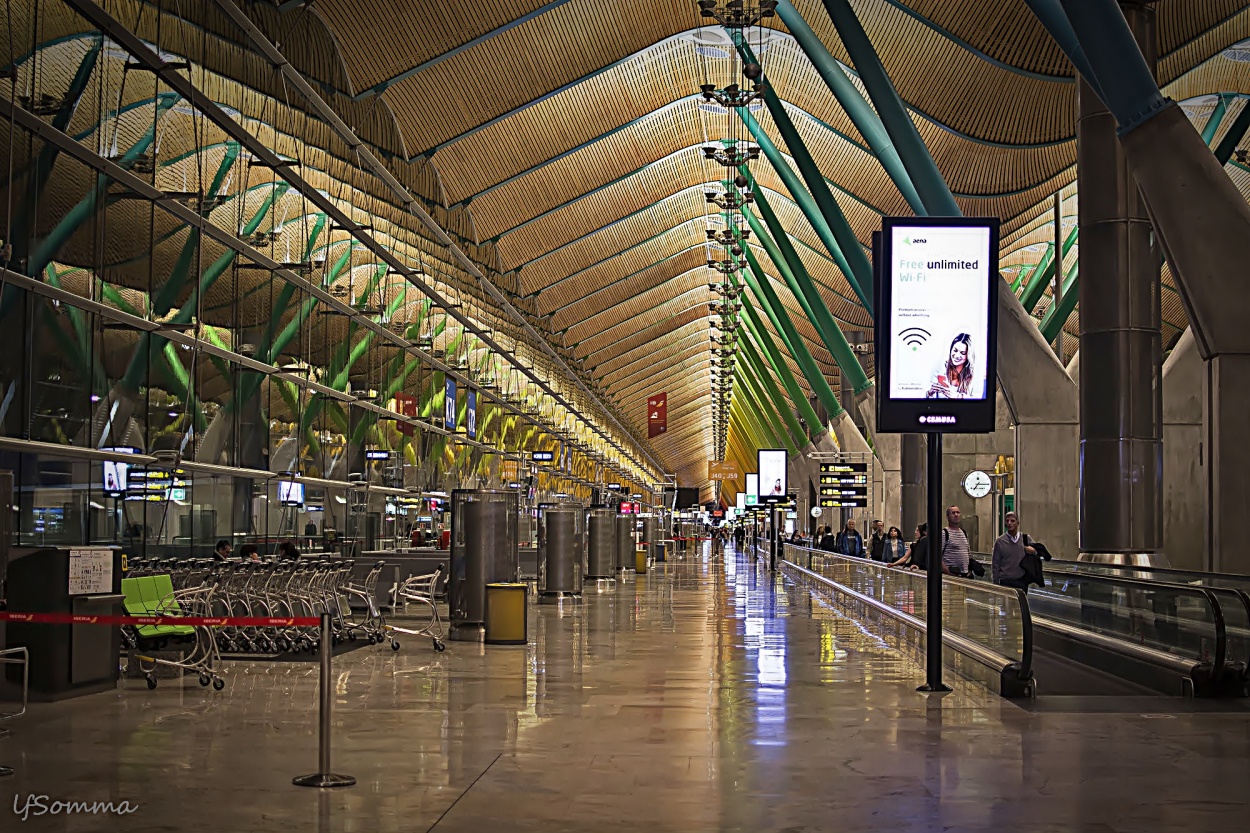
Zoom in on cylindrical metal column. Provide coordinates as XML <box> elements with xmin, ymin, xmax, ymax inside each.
<box><xmin>538</xmin><ymin>503</ymin><xmax>583</xmax><ymax>602</ymax></box>
<box><xmin>450</xmin><ymin>489</ymin><xmax>519</xmax><ymax>640</ymax></box>
<box><xmin>1077</xmin><ymin>1</ymin><xmax>1164</xmax><ymax>565</ymax></box>
<box><xmin>586</xmin><ymin>507</ymin><xmax>616</xmax><ymax>580</ymax></box>
<box><xmin>615</xmin><ymin>513</ymin><xmax>635</xmax><ymax>572</ymax></box>
<box><xmin>642</xmin><ymin>515</ymin><xmax>660</xmax><ymax>562</ymax></box>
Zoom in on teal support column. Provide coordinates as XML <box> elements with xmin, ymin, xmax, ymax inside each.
<box><xmin>1201</xmin><ymin>94</ymin><xmax>1231</xmax><ymax>146</ymax></box>
<box><xmin>1020</xmin><ymin>225</ymin><xmax>1078</xmax><ymax>314</ymax></box>
<box><xmin>731</xmin><ymin>396</ymin><xmax>771</xmax><ymax>452</ymax></box>
<box><xmin>737</xmin><ymin>246</ymin><xmax>844</xmax><ymax>420</ymax></box>
<box><xmin>1039</xmin><ymin>262</ymin><xmax>1080</xmax><ymax>343</ymax></box>
<box><xmin>1214</xmin><ymin>100</ymin><xmax>1250</xmax><ymax>166</ymax></box>
<box><xmin>740</xmin><ymin>196</ymin><xmax>872</xmax><ymax>394</ymax></box>
<box><xmin>740</xmin><ymin>365</ymin><xmax>799</xmax><ymax>455</ymax></box>
<box><xmin>737</xmin><ymin>370</ymin><xmax>792</xmax><ymax>453</ymax></box>
<box><xmin>730</xmin><ymin>34</ymin><xmax>872</xmax><ymax>313</ymax></box>
<box><xmin>818</xmin><ymin>0</ymin><xmax>962</xmax><ymax>217</ymax></box>
<box><xmin>774</xmin><ymin>0</ymin><xmax>925</xmax><ymax>215</ymax></box>
<box><xmin>740</xmin><ymin>301</ymin><xmax>822</xmax><ymax>432</ymax></box>
<box><xmin>739</xmin><ymin>338</ymin><xmax>808</xmax><ymax>445</ymax></box>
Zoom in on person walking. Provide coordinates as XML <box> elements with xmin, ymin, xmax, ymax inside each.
<box><xmin>992</xmin><ymin>511</ymin><xmax>1036</xmax><ymax>591</ymax></box>
<box><xmin>835</xmin><ymin>520</ymin><xmax>865</xmax><ymax>558</ymax></box>
<box><xmin>941</xmin><ymin>506</ymin><xmax>971</xmax><ymax>577</ymax></box>
<box><xmin>869</xmin><ymin>520</ymin><xmax>886</xmax><ymax>561</ymax></box>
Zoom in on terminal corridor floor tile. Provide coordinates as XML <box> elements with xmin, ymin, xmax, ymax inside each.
<box><xmin>3</xmin><ymin>547</ymin><xmax>1250</xmax><ymax>831</ymax></box>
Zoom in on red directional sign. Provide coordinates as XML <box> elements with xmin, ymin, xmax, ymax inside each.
<box><xmin>647</xmin><ymin>392</ymin><xmax>667</xmax><ymax>438</ymax></box>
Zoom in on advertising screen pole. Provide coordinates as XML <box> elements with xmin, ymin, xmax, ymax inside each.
<box><xmin>919</xmin><ymin>433</ymin><xmax>951</xmax><ymax>693</ymax></box>
<box><xmin>875</xmin><ymin>216</ymin><xmax>999</xmax><ymax>696</ymax></box>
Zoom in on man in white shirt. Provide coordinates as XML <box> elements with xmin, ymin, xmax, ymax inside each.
<box><xmin>941</xmin><ymin>506</ymin><xmax>971</xmax><ymax>576</ymax></box>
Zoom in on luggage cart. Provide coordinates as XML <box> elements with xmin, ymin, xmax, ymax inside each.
<box><xmin>390</xmin><ymin>566</ymin><xmax>446</xmax><ymax>652</ymax></box>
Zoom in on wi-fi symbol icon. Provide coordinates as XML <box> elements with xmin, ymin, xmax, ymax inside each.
<box><xmin>900</xmin><ymin>327</ymin><xmax>930</xmax><ymax>351</ymax></box>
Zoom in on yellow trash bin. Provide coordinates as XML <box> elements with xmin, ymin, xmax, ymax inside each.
<box><xmin>635</xmin><ymin>544</ymin><xmax>648</xmax><ymax>574</ymax></box>
<box><xmin>484</xmin><ymin>583</ymin><xmax>528</xmax><ymax>645</ymax></box>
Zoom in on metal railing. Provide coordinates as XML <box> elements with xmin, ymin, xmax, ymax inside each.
<box><xmin>780</xmin><ymin>544</ymin><xmax>1034</xmax><ymax>697</ymax></box>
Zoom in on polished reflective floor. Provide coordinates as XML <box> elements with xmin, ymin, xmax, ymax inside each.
<box><xmin>4</xmin><ymin>545</ymin><xmax>1250</xmax><ymax>831</ymax></box>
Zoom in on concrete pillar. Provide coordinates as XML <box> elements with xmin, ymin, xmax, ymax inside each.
<box><xmin>1076</xmin><ymin>2</ymin><xmax>1164</xmax><ymax>565</ymax></box>
<box><xmin>998</xmin><ymin>279</ymin><xmax>1080</xmax><ymax>560</ymax></box>
<box><xmin>1161</xmin><ymin>328</ymin><xmax>1204</xmax><ymax>570</ymax></box>
<box><xmin>1206</xmin><ymin>356</ymin><xmax>1250</xmax><ymax>574</ymax></box>
<box><xmin>900</xmin><ymin>433</ymin><xmax>925</xmax><ymax>541</ymax></box>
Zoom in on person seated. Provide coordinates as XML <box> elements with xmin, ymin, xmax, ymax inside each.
<box><xmin>213</xmin><ymin>539</ymin><xmax>233</xmax><ymax>561</ymax></box>
<box><xmin>238</xmin><ymin>544</ymin><xmax>261</xmax><ymax>563</ymax></box>
<box><xmin>277</xmin><ymin>540</ymin><xmax>303</xmax><ymax>560</ymax></box>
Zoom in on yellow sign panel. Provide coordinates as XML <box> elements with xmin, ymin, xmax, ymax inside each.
<box><xmin>707</xmin><ymin>461</ymin><xmax>739</xmax><ymax>480</ymax></box>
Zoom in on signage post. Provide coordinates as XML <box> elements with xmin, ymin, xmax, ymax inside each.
<box><xmin>876</xmin><ymin>216</ymin><xmax>1000</xmax><ymax>695</ymax></box>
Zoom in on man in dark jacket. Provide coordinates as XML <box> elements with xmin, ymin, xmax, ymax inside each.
<box><xmin>869</xmin><ymin>519</ymin><xmax>886</xmax><ymax>561</ymax></box>
<box><xmin>835</xmin><ymin>520</ymin><xmax>865</xmax><ymax>558</ymax></box>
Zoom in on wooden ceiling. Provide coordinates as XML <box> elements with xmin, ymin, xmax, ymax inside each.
<box><xmin>19</xmin><ymin>0</ymin><xmax>1250</xmax><ymax>487</ymax></box>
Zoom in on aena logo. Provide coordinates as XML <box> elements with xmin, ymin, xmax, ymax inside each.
<box><xmin>904</xmin><ymin>236</ymin><xmax>927</xmax><ymax>245</ymax></box>
<box><xmin>898</xmin><ymin>327</ymin><xmax>930</xmax><ymax>351</ymax></box>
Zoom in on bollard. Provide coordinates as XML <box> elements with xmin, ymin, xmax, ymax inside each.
<box><xmin>293</xmin><ymin>613</ymin><xmax>356</xmax><ymax>788</ymax></box>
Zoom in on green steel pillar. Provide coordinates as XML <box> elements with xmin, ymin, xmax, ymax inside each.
<box><xmin>818</xmin><ymin>0</ymin><xmax>963</xmax><ymax>217</ymax></box>
<box><xmin>1201</xmin><ymin>94</ymin><xmax>1231</xmax><ymax>146</ymax></box>
<box><xmin>740</xmin><ymin>300</ymin><xmax>822</xmax><ymax>432</ymax></box>
<box><xmin>738</xmin><ymin>371</ymin><xmax>796</xmax><ymax>455</ymax></box>
<box><xmin>729</xmin><ymin>34</ymin><xmax>873</xmax><ymax>313</ymax></box>
<box><xmin>1020</xmin><ymin>225</ymin><xmax>1079</xmax><ymax>314</ymax></box>
<box><xmin>739</xmin><ymin>345</ymin><xmax>807</xmax><ymax>448</ymax></box>
<box><xmin>740</xmin><ymin>195</ymin><xmax>872</xmax><ymax>394</ymax></box>
<box><xmin>775</xmin><ymin>0</ymin><xmax>926</xmax><ymax>215</ymax></box>
<box><xmin>1213</xmin><ymin>99</ymin><xmax>1250</xmax><ymax>165</ymax></box>
<box><xmin>737</xmin><ymin>246</ymin><xmax>844</xmax><ymax>420</ymax></box>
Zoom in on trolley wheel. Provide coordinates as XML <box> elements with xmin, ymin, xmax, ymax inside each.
<box><xmin>391</xmin><ymin>639</ymin><xmax>401</xmax><ymax>651</ymax></box>
<box><xmin>433</xmin><ymin>638</ymin><xmax>445</xmax><ymax>653</ymax></box>
<box><xmin>212</xmin><ymin>677</ymin><xmax>225</xmax><ymax>692</ymax></box>
<box><xmin>145</xmin><ymin>675</ymin><xmax>157</xmax><ymax>691</ymax></box>
<box><xmin>198</xmin><ymin>673</ymin><xmax>211</xmax><ymax>687</ymax></box>
<box><xmin>348</xmin><ymin>632</ymin><xmax>357</xmax><ymax>642</ymax></box>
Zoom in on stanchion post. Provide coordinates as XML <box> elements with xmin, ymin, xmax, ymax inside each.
<box><xmin>294</xmin><ymin>613</ymin><xmax>356</xmax><ymax>788</ymax></box>
<box><xmin>918</xmin><ymin>432</ymin><xmax>951</xmax><ymax>693</ymax></box>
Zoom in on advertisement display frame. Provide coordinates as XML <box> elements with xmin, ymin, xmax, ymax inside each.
<box><xmin>875</xmin><ymin>216</ymin><xmax>1000</xmax><ymax>434</ymax></box>
<box><xmin>744</xmin><ymin>473</ymin><xmax>758</xmax><ymax>506</ymax></box>
<box><xmin>466</xmin><ymin>388</ymin><xmax>477</xmax><ymax>439</ymax></box>
<box><xmin>757</xmin><ymin>449</ymin><xmax>787</xmax><ymax>502</ymax></box>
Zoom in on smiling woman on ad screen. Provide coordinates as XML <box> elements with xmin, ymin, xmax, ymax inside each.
<box><xmin>927</xmin><ymin>333</ymin><xmax>981</xmax><ymax>399</ymax></box>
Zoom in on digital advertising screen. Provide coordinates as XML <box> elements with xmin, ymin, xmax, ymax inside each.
<box><xmin>278</xmin><ymin>480</ymin><xmax>305</xmax><ymax>506</ymax></box>
<box><xmin>757</xmin><ymin>450</ymin><xmax>787</xmax><ymax>502</ymax></box>
<box><xmin>736</xmin><ymin>492</ymin><xmax>745</xmax><ymax>512</ymax></box>
<box><xmin>101</xmin><ymin>446</ymin><xmax>140</xmax><ymax>497</ymax></box>
<box><xmin>876</xmin><ymin>216</ymin><xmax>999</xmax><ymax>433</ymax></box>
<box><xmin>744</xmin><ymin>473</ymin><xmax>758</xmax><ymax>506</ymax></box>
<box><xmin>444</xmin><ymin>377</ymin><xmax>457</xmax><ymax>430</ymax></box>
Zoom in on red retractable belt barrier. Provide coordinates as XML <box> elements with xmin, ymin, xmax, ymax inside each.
<box><xmin>0</xmin><ymin>612</ymin><xmax>319</xmax><ymax>627</ymax></box>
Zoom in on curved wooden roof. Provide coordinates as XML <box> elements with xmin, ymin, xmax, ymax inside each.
<box><xmin>12</xmin><ymin>0</ymin><xmax>1250</xmax><ymax>488</ymax></box>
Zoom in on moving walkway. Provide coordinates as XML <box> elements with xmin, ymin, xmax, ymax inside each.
<box><xmin>777</xmin><ymin>545</ymin><xmax>1250</xmax><ymax>700</ymax></box>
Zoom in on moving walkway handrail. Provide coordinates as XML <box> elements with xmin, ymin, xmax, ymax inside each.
<box><xmin>782</xmin><ymin>543</ymin><xmax>1035</xmax><ymax>684</ymax></box>
<box><xmin>1043</xmin><ymin>566</ymin><xmax>1232</xmax><ymax>679</ymax></box>
<box><xmin>782</xmin><ymin>558</ymin><xmax>1028</xmax><ymax>690</ymax></box>
<box><xmin>1049</xmin><ymin>560</ymin><xmax>1250</xmax><ymax>633</ymax></box>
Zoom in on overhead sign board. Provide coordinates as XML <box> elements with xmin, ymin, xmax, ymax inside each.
<box><xmin>744</xmin><ymin>473</ymin><xmax>758</xmax><ymax>506</ymax></box>
<box><xmin>532</xmin><ymin>451</ymin><xmax>555</xmax><ymax>462</ymax></box>
<box><xmin>707</xmin><ymin>460</ymin><xmax>739</xmax><ymax>481</ymax></box>
<box><xmin>876</xmin><ymin>216</ymin><xmax>999</xmax><ymax>434</ymax></box>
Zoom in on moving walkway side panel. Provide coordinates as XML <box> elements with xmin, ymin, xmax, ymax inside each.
<box><xmin>779</xmin><ymin>553</ymin><xmax>1034</xmax><ymax>698</ymax></box>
